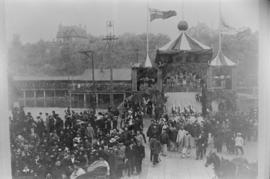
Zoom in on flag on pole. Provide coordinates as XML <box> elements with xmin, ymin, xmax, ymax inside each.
<box><xmin>220</xmin><ymin>15</ymin><xmax>248</xmax><ymax>35</ymax></box>
<box><xmin>149</xmin><ymin>8</ymin><xmax>177</xmax><ymax>22</ymax></box>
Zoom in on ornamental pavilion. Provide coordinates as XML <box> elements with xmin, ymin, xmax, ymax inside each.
<box><xmin>154</xmin><ymin>20</ymin><xmax>213</xmax><ymax>113</ymax></box>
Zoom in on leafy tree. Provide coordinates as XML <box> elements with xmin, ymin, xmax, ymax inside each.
<box><xmin>8</xmin><ymin>24</ymin><xmax>257</xmax><ymax>89</ymax></box>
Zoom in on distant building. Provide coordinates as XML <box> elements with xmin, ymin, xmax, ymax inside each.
<box><xmin>56</xmin><ymin>24</ymin><xmax>88</xmax><ymax>44</ymax></box>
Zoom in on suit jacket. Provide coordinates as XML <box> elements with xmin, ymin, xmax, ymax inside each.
<box><xmin>150</xmin><ymin>138</ymin><xmax>161</xmax><ymax>154</ymax></box>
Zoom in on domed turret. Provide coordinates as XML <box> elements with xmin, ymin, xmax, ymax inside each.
<box><xmin>177</xmin><ymin>20</ymin><xmax>188</xmax><ymax>31</ymax></box>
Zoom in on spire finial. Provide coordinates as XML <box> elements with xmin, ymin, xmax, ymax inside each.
<box><xmin>178</xmin><ymin>20</ymin><xmax>188</xmax><ymax>31</ymax></box>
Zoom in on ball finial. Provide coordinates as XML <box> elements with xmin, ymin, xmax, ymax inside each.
<box><xmin>177</xmin><ymin>20</ymin><xmax>188</xmax><ymax>31</ymax></box>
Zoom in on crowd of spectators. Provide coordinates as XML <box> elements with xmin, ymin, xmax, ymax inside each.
<box><xmin>10</xmin><ymin>103</ymin><xmax>146</xmax><ymax>179</ymax></box>
<box><xmin>146</xmin><ymin>105</ymin><xmax>258</xmax><ymax>163</ymax></box>
<box><xmin>9</xmin><ymin>95</ymin><xmax>258</xmax><ymax>178</ymax></box>
<box><xmin>164</xmin><ymin>71</ymin><xmax>202</xmax><ymax>92</ymax></box>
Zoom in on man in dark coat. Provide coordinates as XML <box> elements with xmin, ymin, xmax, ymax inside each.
<box><xmin>55</xmin><ymin>115</ymin><xmax>64</xmax><ymax>135</ymax></box>
<box><xmin>125</xmin><ymin>143</ymin><xmax>135</xmax><ymax>176</ymax></box>
<box><xmin>133</xmin><ymin>142</ymin><xmax>145</xmax><ymax>174</ymax></box>
<box><xmin>195</xmin><ymin>132</ymin><xmax>207</xmax><ymax>160</ymax></box>
<box><xmin>215</xmin><ymin>131</ymin><xmax>223</xmax><ymax>153</ymax></box>
<box><xmin>65</xmin><ymin>116</ymin><xmax>72</xmax><ymax>129</ymax></box>
<box><xmin>48</xmin><ymin>116</ymin><xmax>55</xmax><ymax>133</ymax></box>
<box><xmin>36</xmin><ymin>116</ymin><xmax>45</xmax><ymax>138</ymax></box>
<box><xmin>149</xmin><ymin>136</ymin><xmax>161</xmax><ymax>166</ymax></box>
<box><xmin>112</xmin><ymin>116</ymin><xmax>118</xmax><ymax>129</ymax></box>
<box><xmin>147</xmin><ymin>121</ymin><xmax>161</xmax><ymax>141</ymax></box>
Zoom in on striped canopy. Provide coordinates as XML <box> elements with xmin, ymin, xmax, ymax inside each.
<box><xmin>210</xmin><ymin>50</ymin><xmax>236</xmax><ymax>66</ymax></box>
<box><xmin>158</xmin><ymin>31</ymin><xmax>211</xmax><ymax>54</ymax></box>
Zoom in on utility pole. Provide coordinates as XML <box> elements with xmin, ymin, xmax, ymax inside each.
<box><xmin>102</xmin><ymin>21</ymin><xmax>118</xmax><ymax>107</ymax></box>
<box><xmin>79</xmin><ymin>50</ymin><xmax>95</xmax><ymax>112</ymax></box>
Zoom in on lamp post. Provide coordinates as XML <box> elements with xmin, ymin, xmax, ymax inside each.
<box><xmin>79</xmin><ymin>50</ymin><xmax>95</xmax><ymax>112</ymax></box>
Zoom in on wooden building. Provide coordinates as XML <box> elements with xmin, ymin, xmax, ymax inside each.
<box><xmin>12</xmin><ymin>68</ymin><xmax>133</xmax><ymax>108</ymax></box>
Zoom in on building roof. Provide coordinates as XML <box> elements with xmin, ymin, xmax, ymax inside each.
<box><xmin>158</xmin><ymin>31</ymin><xmax>211</xmax><ymax>54</ymax></box>
<box><xmin>210</xmin><ymin>50</ymin><xmax>236</xmax><ymax>67</ymax></box>
<box><xmin>13</xmin><ymin>68</ymin><xmax>131</xmax><ymax>81</ymax></box>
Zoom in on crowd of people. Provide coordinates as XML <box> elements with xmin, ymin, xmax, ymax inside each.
<box><xmin>9</xmin><ymin>95</ymin><xmax>258</xmax><ymax>178</ymax></box>
<box><xmin>10</xmin><ymin>102</ymin><xmax>146</xmax><ymax>179</ymax></box>
<box><xmin>146</xmin><ymin>105</ymin><xmax>258</xmax><ymax>165</ymax></box>
<box><xmin>164</xmin><ymin>71</ymin><xmax>202</xmax><ymax>92</ymax></box>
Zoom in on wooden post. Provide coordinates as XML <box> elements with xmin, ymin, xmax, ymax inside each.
<box><xmin>207</xmin><ymin>66</ymin><xmax>213</xmax><ymax>90</ymax></box>
<box><xmin>131</xmin><ymin>68</ymin><xmax>137</xmax><ymax>91</ymax></box>
<box><xmin>53</xmin><ymin>90</ymin><xmax>56</xmax><ymax>107</ymax></box>
<box><xmin>110</xmin><ymin>93</ymin><xmax>114</xmax><ymax>106</ymax></box>
<box><xmin>34</xmin><ymin>90</ymin><xmax>37</xmax><ymax>107</ymax></box>
<box><xmin>43</xmin><ymin>90</ymin><xmax>46</xmax><ymax>107</ymax></box>
<box><xmin>110</xmin><ymin>68</ymin><xmax>113</xmax><ymax>106</ymax></box>
<box><xmin>69</xmin><ymin>92</ymin><xmax>72</xmax><ymax>107</ymax></box>
<box><xmin>231</xmin><ymin>67</ymin><xmax>237</xmax><ymax>90</ymax></box>
<box><xmin>84</xmin><ymin>93</ymin><xmax>87</xmax><ymax>108</ymax></box>
<box><xmin>23</xmin><ymin>90</ymin><xmax>26</xmax><ymax>107</ymax></box>
<box><xmin>96</xmin><ymin>93</ymin><xmax>99</xmax><ymax>108</ymax></box>
<box><xmin>157</xmin><ymin>68</ymin><xmax>163</xmax><ymax>92</ymax></box>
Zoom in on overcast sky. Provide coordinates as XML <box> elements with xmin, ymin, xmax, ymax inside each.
<box><xmin>5</xmin><ymin>0</ymin><xmax>259</xmax><ymax>43</ymax></box>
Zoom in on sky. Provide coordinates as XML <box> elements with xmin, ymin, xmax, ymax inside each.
<box><xmin>5</xmin><ymin>0</ymin><xmax>259</xmax><ymax>43</ymax></box>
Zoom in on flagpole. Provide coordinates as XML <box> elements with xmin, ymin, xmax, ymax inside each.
<box><xmin>146</xmin><ymin>0</ymin><xmax>149</xmax><ymax>59</ymax></box>
<box><xmin>181</xmin><ymin>0</ymin><xmax>184</xmax><ymax>20</ymax></box>
<box><xmin>218</xmin><ymin>0</ymin><xmax>222</xmax><ymax>53</ymax></box>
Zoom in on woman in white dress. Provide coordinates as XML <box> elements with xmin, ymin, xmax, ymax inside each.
<box><xmin>207</xmin><ymin>132</ymin><xmax>215</xmax><ymax>155</ymax></box>
<box><xmin>176</xmin><ymin>127</ymin><xmax>186</xmax><ymax>154</ymax></box>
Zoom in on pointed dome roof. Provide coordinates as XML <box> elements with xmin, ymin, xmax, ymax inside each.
<box><xmin>144</xmin><ymin>55</ymin><xmax>152</xmax><ymax>68</ymax></box>
<box><xmin>158</xmin><ymin>21</ymin><xmax>211</xmax><ymax>54</ymax></box>
<box><xmin>210</xmin><ymin>50</ymin><xmax>236</xmax><ymax>66</ymax></box>
<box><xmin>158</xmin><ymin>32</ymin><xmax>211</xmax><ymax>54</ymax></box>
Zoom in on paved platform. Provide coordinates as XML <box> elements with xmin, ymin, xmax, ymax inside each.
<box><xmin>165</xmin><ymin>92</ymin><xmax>201</xmax><ymax>113</ymax></box>
<box><xmin>121</xmin><ymin>143</ymin><xmax>215</xmax><ymax>179</ymax></box>
<box><xmin>121</xmin><ymin>118</ymin><xmax>257</xmax><ymax>179</ymax></box>
<box><xmin>121</xmin><ymin>118</ymin><xmax>215</xmax><ymax>179</ymax></box>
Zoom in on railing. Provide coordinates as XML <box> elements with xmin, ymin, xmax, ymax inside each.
<box><xmin>163</xmin><ymin>84</ymin><xmax>202</xmax><ymax>92</ymax></box>
<box><xmin>16</xmin><ymin>92</ymin><xmax>128</xmax><ymax>108</ymax></box>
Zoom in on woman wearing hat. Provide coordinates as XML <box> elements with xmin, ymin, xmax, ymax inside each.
<box><xmin>235</xmin><ymin>132</ymin><xmax>244</xmax><ymax>155</ymax></box>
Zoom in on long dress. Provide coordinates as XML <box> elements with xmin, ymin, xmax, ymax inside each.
<box><xmin>207</xmin><ymin>135</ymin><xmax>215</xmax><ymax>154</ymax></box>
